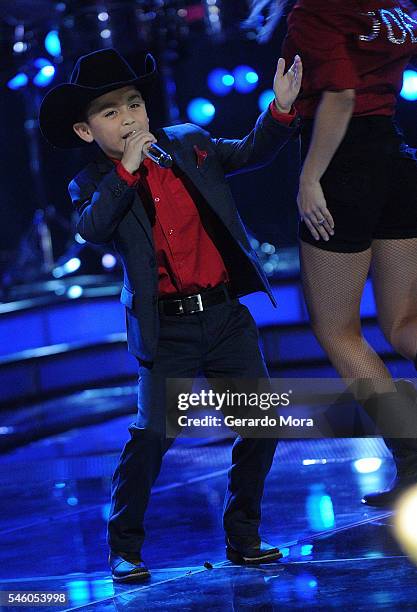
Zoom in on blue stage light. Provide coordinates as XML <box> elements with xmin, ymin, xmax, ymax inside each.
<box><xmin>233</xmin><ymin>65</ymin><xmax>259</xmax><ymax>93</ymax></box>
<box><xmin>102</xmin><ymin>253</ymin><xmax>117</xmax><ymax>269</ymax></box>
<box><xmin>67</xmin><ymin>581</ymin><xmax>89</xmax><ymax>606</ymax></box>
<box><xmin>246</xmin><ymin>71</ymin><xmax>258</xmax><ymax>84</ymax></box>
<box><xmin>34</xmin><ymin>57</ymin><xmax>50</xmax><ymax>69</ymax></box>
<box><xmin>294</xmin><ymin>573</ymin><xmax>318</xmax><ymax>601</ymax></box>
<box><xmin>33</xmin><ymin>63</ymin><xmax>56</xmax><ymax>87</ymax></box>
<box><xmin>101</xmin><ymin>503</ymin><xmax>111</xmax><ymax>521</ymax></box>
<box><xmin>353</xmin><ymin>458</ymin><xmax>382</xmax><ymax>474</ymax></box>
<box><xmin>306</xmin><ymin>484</ymin><xmax>335</xmax><ymax>531</ymax></box>
<box><xmin>223</xmin><ymin>74</ymin><xmax>234</xmax><ymax>86</ymax></box>
<box><xmin>207</xmin><ymin>68</ymin><xmax>234</xmax><ymax>96</ymax></box>
<box><xmin>261</xmin><ymin>242</ymin><xmax>275</xmax><ymax>254</ymax></box>
<box><xmin>258</xmin><ymin>89</ymin><xmax>275</xmax><ymax>111</ymax></box>
<box><xmin>74</xmin><ymin>233</ymin><xmax>86</xmax><ymax>244</ymax></box>
<box><xmin>319</xmin><ymin>494</ymin><xmax>335</xmax><ymax>529</ymax></box>
<box><xmin>13</xmin><ymin>42</ymin><xmax>27</xmax><ymax>53</ymax></box>
<box><xmin>53</xmin><ymin>257</ymin><xmax>81</xmax><ymax>278</ymax></box>
<box><xmin>67</xmin><ymin>285</ymin><xmax>83</xmax><ymax>299</ymax></box>
<box><xmin>187</xmin><ymin>98</ymin><xmax>215</xmax><ymax>126</ymax></box>
<box><xmin>44</xmin><ymin>30</ymin><xmax>61</xmax><ymax>57</ymax></box>
<box><xmin>7</xmin><ymin>72</ymin><xmax>28</xmax><ymax>90</ymax></box>
<box><xmin>64</xmin><ymin>257</ymin><xmax>81</xmax><ymax>273</ymax></box>
<box><xmin>400</xmin><ymin>69</ymin><xmax>417</xmax><ymax>101</ymax></box>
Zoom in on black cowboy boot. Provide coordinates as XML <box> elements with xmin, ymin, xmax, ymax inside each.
<box><xmin>109</xmin><ymin>551</ymin><xmax>150</xmax><ymax>582</ymax></box>
<box><xmin>362</xmin><ymin>379</ymin><xmax>417</xmax><ymax>507</ymax></box>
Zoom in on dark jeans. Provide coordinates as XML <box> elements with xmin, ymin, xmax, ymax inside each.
<box><xmin>107</xmin><ymin>298</ymin><xmax>277</xmax><ymax>553</ymax></box>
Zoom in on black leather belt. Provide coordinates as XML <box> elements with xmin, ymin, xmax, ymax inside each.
<box><xmin>158</xmin><ymin>284</ymin><xmax>233</xmax><ymax>316</ymax></box>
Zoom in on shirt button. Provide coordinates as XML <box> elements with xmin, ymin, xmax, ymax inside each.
<box><xmin>154</xmin><ymin>197</ymin><xmax>160</xmax><ymax>203</ymax></box>
<box><xmin>168</xmin><ymin>229</ymin><xmax>174</xmax><ymax>235</ymax></box>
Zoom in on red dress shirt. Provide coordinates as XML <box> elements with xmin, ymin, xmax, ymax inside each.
<box><xmin>113</xmin><ymin>102</ymin><xmax>296</xmax><ymax>296</ymax></box>
<box><xmin>282</xmin><ymin>0</ymin><xmax>417</xmax><ymax>118</ymax></box>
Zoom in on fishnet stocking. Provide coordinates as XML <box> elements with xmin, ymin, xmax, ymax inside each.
<box><xmin>371</xmin><ymin>238</ymin><xmax>417</xmax><ymax>361</ymax></box>
<box><xmin>299</xmin><ymin>240</ymin><xmax>395</xmax><ymax>398</ymax></box>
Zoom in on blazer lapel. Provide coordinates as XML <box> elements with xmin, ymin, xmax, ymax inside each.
<box><xmin>157</xmin><ymin>129</ymin><xmax>188</xmax><ymax>168</ymax></box>
<box><xmin>157</xmin><ymin>128</ymin><xmax>211</xmax><ymax>188</ymax></box>
<box><xmin>96</xmin><ymin>156</ymin><xmax>154</xmax><ymax>247</ymax></box>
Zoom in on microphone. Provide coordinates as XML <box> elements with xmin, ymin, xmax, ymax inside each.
<box><xmin>145</xmin><ymin>143</ymin><xmax>173</xmax><ymax>168</ymax></box>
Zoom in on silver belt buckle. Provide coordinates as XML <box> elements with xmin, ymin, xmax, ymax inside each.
<box><xmin>185</xmin><ymin>293</ymin><xmax>203</xmax><ymax>314</ymax></box>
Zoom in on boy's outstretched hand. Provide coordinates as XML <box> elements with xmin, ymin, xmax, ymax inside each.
<box><xmin>273</xmin><ymin>55</ymin><xmax>302</xmax><ymax>113</ymax></box>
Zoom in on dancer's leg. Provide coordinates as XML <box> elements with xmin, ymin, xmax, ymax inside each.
<box><xmin>371</xmin><ymin>238</ymin><xmax>417</xmax><ymax>361</ymax></box>
<box><xmin>299</xmin><ymin>240</ymin><xmax>394</xmax><ymax>395</ymax></box>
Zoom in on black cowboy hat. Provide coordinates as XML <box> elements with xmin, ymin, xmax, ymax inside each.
<box><xmin>39</xmin><ymin>48</ymin><xmax>157</xmax><ymax>149</ymax></box>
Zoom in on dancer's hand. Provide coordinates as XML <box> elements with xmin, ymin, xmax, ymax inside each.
<box><xmin>297</xmin><ymin>178</ymin><xmax>334</xmax><ymax>241</ymax></box>
<box><xmin>273</xmin><ymin>55</ymin><xmax>302</xmax><ymax>113</ymax></box>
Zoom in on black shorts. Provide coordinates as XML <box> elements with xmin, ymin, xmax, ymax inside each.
<box><xmin>299</xmin><ymin>116</ymin><xmax>417</xmax><ymax>252</ymax></box>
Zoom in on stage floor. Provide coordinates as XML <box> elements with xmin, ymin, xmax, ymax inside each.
<box><xmin>1</xmin><ymin>416</ymin><xmax>416</xmax><ymax>611</ymax></box>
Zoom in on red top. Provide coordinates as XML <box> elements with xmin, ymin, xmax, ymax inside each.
<box><xmin>282</xmin><ymin>0</ymin><xmax>417</xmax><ymax>118</ymax></box>
<box><xmin>114</xmin><ymin>102</ymin><xmax>295</xmax><ymax>296</ymax></box>
<box><xmin>117</xmin><ymin>157</ymin><xmax>230</xmax><ymax>296</ymax></box>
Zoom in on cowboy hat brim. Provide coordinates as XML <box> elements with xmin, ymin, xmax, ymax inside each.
<box><xmin>39</xmin><ymin>54</ymin><xmax>157</xmax><ymax>149</ymax></box>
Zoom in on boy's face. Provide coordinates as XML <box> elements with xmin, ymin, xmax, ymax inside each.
<box><xmin>72</xmin><ymin>85</ymin><xmax>149</xmax><ymax>158</ymax></box>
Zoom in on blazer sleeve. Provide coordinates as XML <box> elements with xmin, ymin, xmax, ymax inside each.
<box><xmin>206</xmin><ymin>105</ymin><xmax>300</xmax><ymax>176</ymax></box>
<box><xmin>68</xmin><ymin>166</ymin><xmax>136</xmax><ymax>244</ymax></box>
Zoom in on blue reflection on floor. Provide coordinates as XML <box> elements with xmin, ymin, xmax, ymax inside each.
<box><xmin>1</xmin><ymin>417</ymin><xmax>417</xmax><ymax>610</ymax></box>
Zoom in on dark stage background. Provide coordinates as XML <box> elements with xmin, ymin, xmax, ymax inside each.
<box><xmin>1</xmin><ymin>0</ymin><xmax>415</xmax><ymax>289</ymax></box>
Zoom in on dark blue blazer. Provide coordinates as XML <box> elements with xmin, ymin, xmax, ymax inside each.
<box><xmin>69</xmin><ymin>107</ymin><xmax>300</xmax><ymax>361</ymax></box>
